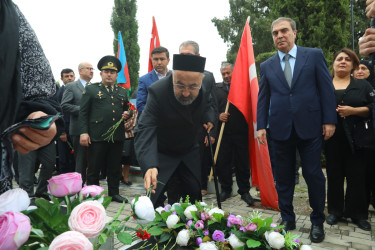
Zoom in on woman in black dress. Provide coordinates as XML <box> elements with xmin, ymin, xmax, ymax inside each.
<box><xmin>325</xmin><ymin>48</ymin><xmax>374</xmax><ymax>231</ymax></box>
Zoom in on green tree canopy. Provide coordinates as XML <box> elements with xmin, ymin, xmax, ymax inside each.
<box><xmin>213</xmin><ymin>0</ymin><xmax>369</xmax><ymax>68</ymax></box>
<box><xmin>111</xmin><ymin>0</ymin><xmax>140</xmax><ymax>95</ymax></box>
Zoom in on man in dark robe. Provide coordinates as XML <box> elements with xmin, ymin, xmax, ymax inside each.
<box><xmin>134</xmin><ymin>54</ymin><xmax>216</xmax><ymax>206</ymax></box>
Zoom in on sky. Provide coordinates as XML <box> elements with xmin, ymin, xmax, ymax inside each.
<box><xmin>13</xmin><ymin>0</ymin><xmax>230</xmax><ymax>84</ymax></box>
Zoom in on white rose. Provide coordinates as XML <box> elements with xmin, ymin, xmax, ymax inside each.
<box><xmin>155</xmin><ymin>206</ymin><xmax>165</xmax><ymax>214</ymax></box>
<box><xmin>184</xmin><ymin>205</ymin><xmax>197</xmax><ymax>219</ymax></box>
<box><xmin>208</xmin><ymin>207</ymin><xmax>224</xmax><ymax>221</ymax></box>
<box><xmin>176</xmin><ymin>229</ymin><xmax>190</xmax><ymax>246</ymax></box>
<box><xmin>228</xmin><ymin>234</ymin><xmax>245</xmax><ymax>248</ymax></box>
<box><xmin>131</xmin><ymin>196</ymin><xmax>155</xmax><ymax>225</ymax></box>
<box><xmin>166</xmin><ymin>214</ymin><xmax>179</xmax><ymax>228</ymax></box>
<box><xmin>0</xmin><ymin>188</ymin><xmax>30</xmax><ymax>215</ymax></box>
<box><xmin>265</xmin><ymin>231</ymin><xmax>270</xmax><ymax>241</ymax></box>
<box><xmin>199</xmin><ymin>241</ymin><xmax>219</xmax><ymax>250</ymax></box>
<box><xmin>300</xmin><ymin>245</ymin><xmax>313</xmax><ymax>250</ymax></box>
<box><xmin>267</xmin><ymin>231</ymin><xmax>285</xmax><ymax>249</ymax></box>
<box><xmin>200</xmin><ymin>202</ymin><xmax>207</xmax><ymax>206</ymax></box>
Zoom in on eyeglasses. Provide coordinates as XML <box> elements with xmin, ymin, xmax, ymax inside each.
<box><xmin>82</xmin><ymin>67</ymin><xmax>94</xmax><ymax>71</ymax></box>
<box><xmin>173</xmin><ymin>83</ymin><xmax>201</xmax><ymax>91</ymax></box>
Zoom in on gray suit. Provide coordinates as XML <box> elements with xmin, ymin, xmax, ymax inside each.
<box><xmin>61</xmin><ymin>79</ymin><xmax>88</xmax><ymax>182</ymax></box>
<box><xmin>61</xmin><ymin>80</ymin><xmax>85</xmax><ymax>136</ymax></box>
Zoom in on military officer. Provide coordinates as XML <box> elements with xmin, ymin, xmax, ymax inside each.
<box><xmin>79</xmin><ymin>55</ymin><xmax>130</xmax><ymax>203</ymax></box>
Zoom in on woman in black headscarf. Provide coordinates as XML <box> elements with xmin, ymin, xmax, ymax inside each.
<box><xmin>354</xmin><ymin>59</ymin><xmax>375</xmax><ymax>210</ymax></box>
<box><xmin>0</xmin><ymin>0</ymin><xmax>62</xmax><ymax>194</ymax></box>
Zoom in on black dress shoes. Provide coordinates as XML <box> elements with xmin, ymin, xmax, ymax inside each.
<box><xmin>111</xmin><ymin>194</ymin><xmax>129</xmax><ymax>203</ymax></box>
<box><xmin>351</xmin><ymin>218</ymin><xmax>371</xmax><ymax>231</ymax></box>
<box><xmin>220</xmin><ymin>191</ymin><xmax>231</xmax><ymax>202</ymax></box>
<box><xmin>280</xmin><ymin>220</ymin><xmax>296</xmax><ymax>231</ymax></box>
<box><xmin>326</xmin><ymin>214</ymin><xmax>340</xmax><ymax>225</ymax></box>
<box><xmin>121</xmin><ymin>179</ymin><xmax>132</xmax><ymax>186</ymax></box>
<box><xmin>310</xmin><ymin>224</ymin><xmax>325</xmax><ymax>243</ymax></box>
<box><xmin>241</xmin><ymin>192</ymin><xmax>254</xmax><ymax>206</ymax></box>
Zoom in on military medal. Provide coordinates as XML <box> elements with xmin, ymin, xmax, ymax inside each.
<box><xmin>97</xmin><ymin>91</ymin><xmax>103</xmax><ymax>98</ymax></box>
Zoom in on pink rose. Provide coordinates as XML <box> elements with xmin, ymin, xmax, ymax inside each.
<box><xmin>80</xmin><ymin>185</ymin><xmax>105</xmax><ymax>198</ymax></box>
<box><xmin>48</xmin><ymin>172</ymin><xmax>83</xmax><ymax>197</ymax></box>
<box><xmin>0</xmin><ymin>211</ymin><xmax>31</xmax><ymax>249</ymax></box>
<box><xmin>49</xmin><ymin>231</ymin><xmax>93</xmax><ymax>250</ymax></box>
<box><xmin>68</xmin><ymin>200</ymin><xmax>106</xmax><ymax>238</ymax></box>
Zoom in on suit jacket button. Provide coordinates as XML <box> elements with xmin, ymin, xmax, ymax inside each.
<box><xmin>113</xmin><ymin>110</ymin><xmax>115</xmax><ymax>113</ymax></box>
<box><xmin>112</xmin><ymin>103</ymin><xmax>114</xmax><ymax>106</ymax></box>
<box><xmin>113</xmin><ymin>118</ymin><xmax>115</xmax><ymax>121</ymax></box>
<box><xmin>96</xmin><ymin>121</ymin><xmax>98</xmax><ymax>123</ymax></box>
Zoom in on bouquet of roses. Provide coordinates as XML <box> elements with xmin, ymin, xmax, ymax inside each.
<box><xmin>0</xmin><ymin>172</ymin><xmax>155</xmax><ymax>250</ymax></box>
<box><xmin>141</xmin><ymin>197</ymin><xmax>313</xmax><ymax>250</ymax></box>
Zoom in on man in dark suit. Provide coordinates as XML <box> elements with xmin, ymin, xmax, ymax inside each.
<box><xmin>61</xmin><ymin>62</ymin><xmax>93</xmax><ymax>182</ymax></box>
<box><xmin>134</xmin><ymin>54</ymin><xmax>216</xmax><ymax>207</ymax></box>
<box><xmin>215</xmin><ymin>62</ymin><xmax>254</xmax><ymax>206</ymax></box>
<box><xmin>55</xmin><ymin>68</ymin><xmax>76</xmax><ymax>173</ymax></box>
<box><xmin>79</xmin><ymin>56</ymin><xmax>130</xmax><ymax>203</ymax></box>
<box><xmin>136</xmin><ymin>46</ymin><xmax>170</xmax><ymax>114</ymax></box>
<box><xmin>178</xmin><ymin>40</ymin><xmax>218</xmax><ymax>197</ymax></box>
<box><xmin>256</xmin><ymin>17</ymin><xmax>337</xmax><ymax>243</ymax></box>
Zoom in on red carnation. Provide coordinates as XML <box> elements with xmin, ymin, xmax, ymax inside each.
<box><xmin>136</xmin><ymin>228</ymin><xmax>151</xmax><ymax>240</ymax></box>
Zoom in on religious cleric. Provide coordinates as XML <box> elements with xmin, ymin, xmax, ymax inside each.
<box><xmin>134</xmin><ymin>54</ymin><xmax>216</xmax><ymax>206</ymax></box>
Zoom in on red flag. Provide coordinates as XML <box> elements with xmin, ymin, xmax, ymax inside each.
<box><xmin>117</xmin><ymin>31</ymin><xmax>131</xmax><ymax>90</ymax></box>
<box><xmin>148</xmin><ymin>16</ymin><xmax>160</xmax><ymax>72</ymax></box>
<box><xmin>228</xmin><ymin>18</ymin><xmax>279</xmax><ymax>210</ymax></box>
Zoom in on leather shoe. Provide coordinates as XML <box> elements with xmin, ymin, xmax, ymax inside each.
<box><xmin>326</xmin><ymin>214</ymin><xmax>340</xmax><ymax>225</ymax></box>
<box><xmin>241</xmin><ymin>192</ymin><xmax>254</xmax><ymax>206</ymax></box>
<box><xmin>220</xmin><ymin>191</ymin><xmax>231</xmax><ymax>202</ymax></box>
<box><xmin>111</xmin><ymin>194</ymin><xmax>128</xmax><ymax>203</ymax></box>
<box><xmin>352</xmin><ymin>218</ymin><xmax>371</xmax><ymax>231</ymax></box>
<box><xmin>280</xmin><ymin>220</ymin><xmax>296</xmax><ymax>231</ymax></box>
<box><xmin>310</xmin><ymin>224</ymin><xmax>325</xmax><ymax>243</ymax></box>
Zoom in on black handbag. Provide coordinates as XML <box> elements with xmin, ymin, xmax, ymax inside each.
<box><xmin>352</xmin><ymin>119</ymin><xmax>375</xmax><ymax>150</ymax></box>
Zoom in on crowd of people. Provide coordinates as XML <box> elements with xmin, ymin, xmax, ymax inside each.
<box><xmin>3</xmin><ymin>0</ymin><xmax>375</xmax><ymax>245</ymax></box>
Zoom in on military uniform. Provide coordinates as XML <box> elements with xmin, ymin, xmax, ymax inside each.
<box><xmin>79</xmin><ymin>56</ymin><xmax>129</xmax><ymax>199</ymax></box>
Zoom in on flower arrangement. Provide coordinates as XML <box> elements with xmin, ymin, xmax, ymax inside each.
<box><xmin>0</xmin><ymin>172</ymin><xmax>155</xmax><ymax>250</ymax></box>
<box><xmin>140</xmin><ymin>197</ymin><xmax>313</xmax><ymax>250</ymax></box>
<box><xmin>0</xmin><ymin>173</ymin><xmax>313</xmax><ymax>250</ymax></box>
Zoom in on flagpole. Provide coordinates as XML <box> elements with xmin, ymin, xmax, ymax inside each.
<box><xmin>208</xmin><ymin>101</ymin><xmax>230</xmax><ymax>182</ymax></box>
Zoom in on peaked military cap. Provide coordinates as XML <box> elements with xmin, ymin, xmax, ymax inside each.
<box><xmin>173</xmin><ymin>54</ymin><xmax>206</xmax><ymax>73</ymax></box>
<box><xmin>97</xmin><ymin>55</ymin><xmax>122</xmax><ymax>72</ymax></box>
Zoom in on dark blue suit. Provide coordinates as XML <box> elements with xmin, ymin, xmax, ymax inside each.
<box><xmin>136</xmin><ymin>70</ymin><xmax>159</xmax><ymax>114</ymax></box>
<box><xmin>257</xmin><ymin>46</ymin><xmax>336</xmax><ymax>225</ymax></box>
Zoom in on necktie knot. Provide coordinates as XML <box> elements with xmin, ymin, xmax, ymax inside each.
<box><xmin>284</xmin><ymin>54</ymin><xmax>290</xmax><ymax>61</ymax></box>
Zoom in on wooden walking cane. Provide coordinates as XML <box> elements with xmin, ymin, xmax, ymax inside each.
<box><xmin>208</xmin><ymin>101</ymin><xmax>229</xmax><ymax>182</ymax></box>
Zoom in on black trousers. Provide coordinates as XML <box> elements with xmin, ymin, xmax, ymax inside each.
<box><xmin>87</xmin><ymin>141</ymin><xmax>123</xmax><ymax>196</ymax></box>
<box><xmin>57</xmin><ymin>133</ymin><xmax>75</xmax><ymax>174</ymax></box>
<box><xmin>216</xmin><ymin>132</ymin><xmax>251</xmax><ymax>195</ymax></box>
<box><xmin>273</xmin><ymin>128</ymin><xmax>325</xmax><ymax>225</ymax></box>
<box><xmin>71</xmin><ymin>135</ymin><xmax>88</xmax><ymax>183</ymax></box>
<box><xmin>155</xmin><ymin>162</ymin><xmax>201</xmax><ymax>207</ymax></box>
<box><xmin>325</xmin><ymin>132</ymin><xmax>369</xmax><ymax>219</ymax></box>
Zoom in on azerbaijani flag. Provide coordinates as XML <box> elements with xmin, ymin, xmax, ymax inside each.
<box><xmin>117</xmin><ymin>31</ymin><xmax>131</xmax><ymax>90</ymax></box>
